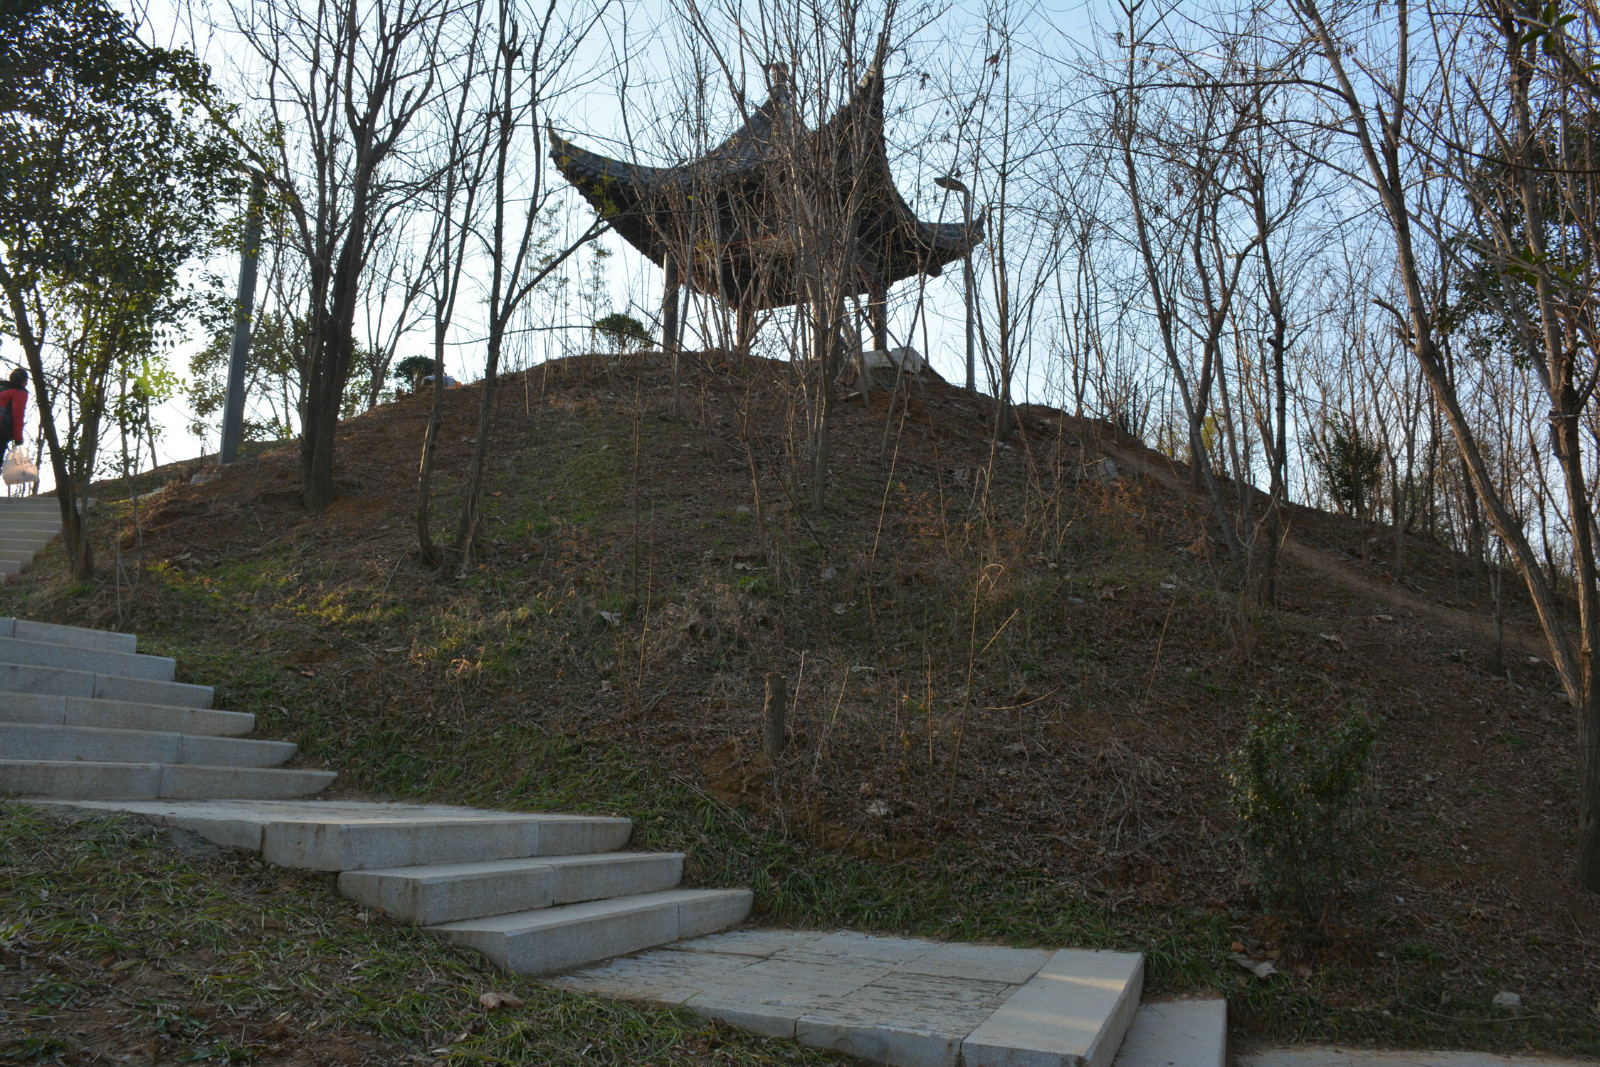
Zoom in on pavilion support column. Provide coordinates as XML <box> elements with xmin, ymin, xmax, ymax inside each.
<box><xmin>862</xmin><ymin>277</ymin><xmax>890</xmax><ymax>401</ymax></box>
<box><xmin>663</xmin><ymin>256</ymin><xmax>682</xmax><ymax>416</ymax></box>
<box><xmin>869</xmin><ymin>280</ymin><xmax>890</xmax><ymax>353</ymax></box>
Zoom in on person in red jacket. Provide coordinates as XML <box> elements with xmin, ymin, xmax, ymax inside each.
<box><xmin>0</xmin><ymin>368</ymin><xmax>28</xmax><ymax>466</ymax></box>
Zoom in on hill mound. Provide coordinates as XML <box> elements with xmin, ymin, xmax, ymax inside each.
<box><xmin>4</xmin><ymin>349</ymin><xmax>1595</xmax><ymax>1057</ymax></box>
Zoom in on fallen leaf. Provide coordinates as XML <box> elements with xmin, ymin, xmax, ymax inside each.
<box><xmin>865</xmin><ymin>799</ymin><xmax>890</xmax><ymax>817</ymax></box>
<box><xmin>599</xmin><ymin>610</ymin><xmax>622</xmax><ymax>627</ymax></box>
<box><xmin>1291</xmin><ymin>962</ymin><xmax>1312</xmax><ymax>978</ymax></box>
<box><xmin>479</xmin><ymin>992</ymin><xmax>525</xmax><ymax>1011</ymax></box>
<box><xmin>1230</xmin><ymin>952</ymin><xmax>1278</xmax><ymax>978</ymax></box>
<box><xmin>1318</xmin><ymin>633</ymin><xmax>1347</xmax><ymax>651</ymax></box>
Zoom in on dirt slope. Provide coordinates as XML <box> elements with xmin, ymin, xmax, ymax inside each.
<box><xmin>4</xmin><ymin>349</ymin><xmax>1596</xmax><ymax>1058</ymax></box>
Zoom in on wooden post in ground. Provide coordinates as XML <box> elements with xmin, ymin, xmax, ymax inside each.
<box><xmin>762</xmin><ymin>672</ymin><xmax>787</xmax><ymax>757</ymax></box>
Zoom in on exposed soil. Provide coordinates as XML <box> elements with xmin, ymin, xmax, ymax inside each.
<box><xmin>5</xmin><ymin>349</ymin><xmax>1597</xmax><ymax>1057</ymax></box>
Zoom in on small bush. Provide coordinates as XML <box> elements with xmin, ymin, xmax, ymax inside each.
<box><xmin>393</xmin><ymin>356</ymin><xmax>437</xmax><ymax>389</ymax></box>
<box><xmin>1228</xmin><ymin>703</ymin><xmax>1377</xmax><ymax>927</ymax></box>
<box><xmin>592</xmin><ymin>312</ymin><xmax>651</xmax><ymax>354</ymax></box>
<box><xmin>1306</xmin><ymin>414</ymin><xmax>1382</xmax><ymax>519</ymax></box>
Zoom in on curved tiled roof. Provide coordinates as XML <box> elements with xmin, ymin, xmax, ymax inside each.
<box><xmin>548</xmin><ymin>65</ymin><xmax>983</xmax><ymax>309</ymax></box>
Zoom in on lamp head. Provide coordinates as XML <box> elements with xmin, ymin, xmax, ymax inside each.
<box><xmin>934</xmin><ymin>175</ymin><xmax>969</xmax><ymax>195</ymax></box>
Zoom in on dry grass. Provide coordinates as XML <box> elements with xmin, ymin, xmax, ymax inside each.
<box><xmin>2</xmin><ymin>350</ymin><xmax>1596</xmax><ymax>1058</ymax></box>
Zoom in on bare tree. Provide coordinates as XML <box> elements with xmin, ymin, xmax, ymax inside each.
<box><xmin>229</xmin><ymin>0</ymin><xmax>451</xmax><ymax>512</ymax></box>
<box><xmin>1290</xmin><ymin>0</ymin><xmax>1600</xmax><ymax>888</ymax></box>
<box><xmin>450</xmin><ymin>0</ymin><xmax>609</xmax><ymax>567</ymax></box>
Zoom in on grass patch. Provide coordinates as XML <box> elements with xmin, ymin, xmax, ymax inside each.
<box><xmin>0</xmin><ymin>804</ymin><xmax>839</xmax><ymax>1065</ymax></box>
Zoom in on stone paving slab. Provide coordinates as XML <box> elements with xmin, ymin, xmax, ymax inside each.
<box><xmin>1112</xmin><ymin>998</ymin><xmax>1225</xmax><ymax>1067</ymax></box>
<box><xmin>963</xmin><ymin>948</ymin><xmax>1143</xmax><ymax>1067</ymax></box>
<box><xmin>554</xmin><ymin>929</ymin><xmax>1144</xmax><ymax>1067</ymax></box>
<box><xmin>797</xmin><ymin>970</ymin><xmax>1019</xmax><ymax>1067</ymax></box>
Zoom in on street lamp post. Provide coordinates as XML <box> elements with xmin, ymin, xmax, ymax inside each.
<box><xmin>934</xmin><ymin>175</ymin><xmax>975</xmax><ymax>393</ymax></box>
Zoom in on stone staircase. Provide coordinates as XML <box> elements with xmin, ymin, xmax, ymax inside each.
<box><xmin>0</xmin><ymin>614</ymin><xmax>1226</xmax><ymax>1067</ymax></box>
<box><xmin>0</xmin><ymin>495</ymin><xmax>65</xmax><ymax>579</ymax></box>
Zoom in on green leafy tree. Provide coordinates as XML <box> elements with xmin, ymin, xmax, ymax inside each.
<box><xmin>187</xmin><ymin>311</ymin><xmax>302</xmax><ymax>446</ymax></box>
<box><xmin>393</xmin><ymin>355</ymin><xmax>442</xmax><ymax>392</ymax></box>
<box><xmin>1229</xmin><ymin>704</ymin><xmax>1378</xmax><ymax>928</ymax></box>
<box><xmin>592</xmin><ymin>312</ymin><xmax>652</xmax><ymax>354</ymax></box>
<box><xmin>1307</xmin><ymin>414</ymin><xmax>1383</xmax><ymax>521</ymax></box>
<box><xmin>0</xmin><ymin>0</ymin><xmax>238</xmax><ymax>576</ymax></box>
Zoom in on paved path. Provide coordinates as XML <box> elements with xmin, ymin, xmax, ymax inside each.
<box><xmin>1242</xmin><ymin>1050</ymin><xmax>1596</xmax><ymax>1067</ymax></box>
<box><xmin>555</xmin><ymin>928</ymin><xmax>1226</xmax><ymax>1067</ymax></box>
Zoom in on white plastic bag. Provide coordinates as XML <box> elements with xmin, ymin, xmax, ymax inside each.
<box><xmin>3</xmin><ymin>448</ymin><xmax>38</xmax><ymax>486</ymax></box>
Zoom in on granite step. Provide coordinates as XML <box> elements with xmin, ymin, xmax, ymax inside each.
<box><xmin>0</xmin><ymin>662</ymin><xmax>212</xmax><ymax>707</ymax></box>
<box><xmin>0</xmin><ymin>537</ymin><xmax>53</xmax><ymax>556</ymax></box>
<box><xmin>0</xmin><ymin>521</ymin><xmax>63</xmax><ymax>537</ymax></box>
<box><xmin>431</xmin><ymin>888</ymin><xmax>754</xmax><ymax>976</ymax></box>
<box><xmin>0</xmin><ymin>759</ymin><xmax>335</xmax><ymax>800</ymax></box>
<box><xmin>0</xmin><ymin>691</ymin><xmax>252</xmax><ymax>735</ymax></box>
<box><xmin>0</xmin><ymin>635</ymin><xmax>173</xmax><ymax>681</ymax></box>
<box><xmin>48</xmin><ymin>799</ymin><xmax>636</xmax><ymax>871</ymax></box>
<box><xmin>0</xmin><ymin>722</ymin><xmax>294</xmax><ymax>768</ymax></box>
<box><xmin>339</xmin><ymin>850</ymin><xmax>686</xmax><ymax>924</ymax></box>
<box><xmin>0</xmin><ymin>617</ymin><xmax>137</xmax><ymax>653</ymax></box>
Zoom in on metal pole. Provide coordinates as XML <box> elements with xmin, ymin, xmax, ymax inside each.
<box><xmin>220</xmin><ymin>170</ymin><xmax>266</xmax><ymax>465</ymax></box>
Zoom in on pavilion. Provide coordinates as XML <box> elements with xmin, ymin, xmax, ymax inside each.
<box><xmin>547</xmin><ymin>61</ymin><xmax>983</xmax><ymax>361</ymax></box>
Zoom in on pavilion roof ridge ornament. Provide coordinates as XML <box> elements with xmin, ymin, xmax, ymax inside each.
<box><xmin>548</xmin><ymin>56</ymin><xmax>983</xmax><ymax>313</ymax></box>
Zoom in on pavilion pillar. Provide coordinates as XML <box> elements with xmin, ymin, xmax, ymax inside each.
<box><xmin>868</xmin><ymin>279</ymin><xmax>890</xmax><ymax>354</ymax></box>
<box><xmin>663</xmin><ymin>256</ymin><xmax>682</xmax><ymax>415</ymax></box>
<box><xmin>861</xmin><ymin>277</ymin><xmax>889</xmax><ymax>399</ymax></box>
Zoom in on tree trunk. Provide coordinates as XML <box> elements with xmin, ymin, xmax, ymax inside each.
<box><xmin>300</xmin><ymin>382</ymin><xmax>341</xmax><ymax>514</ymax></box>
<box><xmin>809</xmin><ymin>298</ymin><xmax>834</xmax><ymax>515</ymax></box>
<box><xmin>664</xmin><ymin>257</ymin><xmax>682</xmax><ymax>416</ymax></box>
<box><xmin>415</xmin><ymin>352</ymin><xmax>446</xmax><ymax>567</ymax></box>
